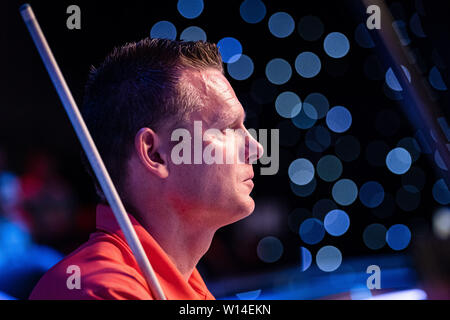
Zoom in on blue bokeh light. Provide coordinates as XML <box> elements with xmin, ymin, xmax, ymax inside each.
<box><xmin>324</xmin><ymin>209</ymin><xmax>350</xmax><ymax>236</ymax></box>
<box><xmin>354</xmin><ymin>23</ymin><xmax>375</xmax><ymax>48</ymax></box>
<box><xmin>292</xmin><ymin>103</ymin><xmax>317</xmax><ymax>129</ymax></box>
<box><xmin>386</xmin><ymin>147</ymin><xmax>412</xmax><ymax>175</ymax></box>
<box><xmin>26</xmin><ymin>244</ymin><xmax>63</xmax><ymax>270</ymax></box>
<box><xmin>313</xmin><ymin>199</ymin><xmax>337</xmax><ymax>220</ymax></box>
<box><xmin>268</xmin><ymin>12</ymin><xmax>295</xmax><ymax>38</ymax></box>
<box><xmin>429</xmin><ymin>66</ymin><xmax>448</xmax><ymax>91</ymax></box>
<box><xmin>288</xmin><ymin>158</ymin><xmax>315</xmax><ymax>186</ymax></box>
<box><xmin>326</xmin><ymin>106</ymin><xmax>352</xmax><ymax>133</ymax></box>
<box><xmin>363</xmin><ymin>224</ymin><xmax>387</xmax><ymax>250</ymax></box>
<box><xmin>434</xmin><ymin>150</ymin><xmax>448</xmax><ymax>171</ymax></box>
<box><xmin>383</xmin><ymin>83</ymin><xmax>404</xmax><ymax>100</ymax></box>
<box><xmin>385</xmin><ymin>66</ymin><xmax>411</xmax><ymax>91</ymax></box>
<box><xmin>0</xmin><ymin>291</ymin><xmax>15</xmax><ymax>300</ymax></box>
<box><xmin>177</xmin><ymin>0</ymin><xmax>204</xmax><ymax>19</ymax></box>
<box><xmin>0</xmin><ymin>172</ymin><xmax>20</xmax><ymax>204</ymax></box>
<box><xmin>227</xmin><ymin>54</ymin><xmax>254</xmax><ymax>80</ymax></box>
<box><xmin>290</xmin><ymin>179</ymin><xmax>317</xmax><ymax>197</ymax></box>
<box><xmin>359</xmin><ymin>181</ymin><xmax>385</xmax><ymax>208</ymax></box>
<box><xmin>288</xmin><ymin>208</ymin><xmax>310</xmax><ymax>233</ymax></box>
<box><xmin>397</xmin><ymin>137</ymin><xmax>421</xmax><ymax>162</ymax></box>
<box><xmin>410</xmin><ymin>13</ymin><xmax>426</xmax><ymax>38</ymax></box>
<box><xmin>180</xmin><ymin>26</ymin><xmax>207</xmax><ymax>41</ymax></box>
<box><xmin>240</xmin><ymin>0</ymin><xmax>266</xmax><ymax>24</ymax></box>
<box><xmin>275</xmin><ymin>91</ymin><xmax>302</xmax><ymax>118</ymax></box>
<box><xmin>217</xmin><ymin>37</ymin><xmax>243</xmax><ymax>63</ymax></box>
<box><xmin>295</xmin><ymin>52</ymin><xmax>321</xmax><ymax>78</ymax></box>
<box><xmin>386</xmin><ymin>224</ymin><xmax>411</xmax><ymax>251</ymax></box>
<box><xmin>316</xmin><ymin>246</ymin><xmax>342</xmax><ymax>272</ymax></box>
<box><xmin>432</xmin><ymin>178</ymin><xmax>450</xmax><ymax>205</ymax></box>
<box><xmin>305</xmin><ymin>125</ymin><xmax>331</xmax><ymax>152</ymax></box>
<box><xmin>316</xmin><ymin>155</ymin><xmax>343</xmax><ymax>182</ymax></box>
<box><xmin>332</xmin><ymin>179</ymin><xmax>358</xmax><ymax>206</ymax></box>
<box><xmin>150</xmin><ymin>21</ymin><xmax>177</xmax><ymax>40</ymax></box>
<box><xmin>0</xmin><ymin>220</ymin><xmax>31</xmax><ymax>257</ymax></box>
<box><xmin>299</xmin><ymin>218</ymin><xmax>325</xmax><ymax>245</ymax></box>
<box><xmin>265</xmin><ymin>58</ymin><xmax>292</xmax><ymax>85</ymax></box>
<box><xmin>257</xmin><ymin>236</ymin><xmax>283</xmax><ymax>263</ymax></box>
<box><xmin>392</xmin><ymin>20</ymin><xmax>411</xmax><ymax>46</ymax></box>
<box><xmin>324</xmin><ymin>32</ymin><xmax>350</xmax><ymax>58</ymax></box>
<box><xmin>304</xmin><ymin>102</ymin><xmax>319</xmax><ymax>120</ymax></box>
<box><xmin>300</xmin><ymin>246</ymin><xmax>312</xmax><ymax>271</ymax></box>
<box><xmin>304</xmin><ymin>93</ymin><xmax>329</xmax><ymax>119</ymax></box>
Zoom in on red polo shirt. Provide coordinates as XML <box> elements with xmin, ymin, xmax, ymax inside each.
<box><xmin>29</xmin><ymin>204</ymin><xmax>215</xmax><ymax>300</ymax></box>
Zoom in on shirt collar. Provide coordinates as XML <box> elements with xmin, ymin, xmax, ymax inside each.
<box><xmin>95</xmin><ymin>204</ymin><xmax>213</xmax><ymax>300</ymax></box>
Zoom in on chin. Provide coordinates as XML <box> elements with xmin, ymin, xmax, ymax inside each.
<box><xmin>231</xmin><ymin>195</ymin><xmax>256</xmax><ymax>222</ymax></box>
<box><xmin>244</xmin><ymin>196</ymin><xmax>256</xmax><ymax>215</ymax></box>
<box><xmin>214</xmin><ymin>195</ymin><xmax>256</xmax><ymax>228</ymax></box>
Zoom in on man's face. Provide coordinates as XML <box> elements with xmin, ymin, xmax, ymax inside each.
<box><xmin>164</xmin><ymin>68</ymin><xmax>263</xmax><ymax>228</ymax></box>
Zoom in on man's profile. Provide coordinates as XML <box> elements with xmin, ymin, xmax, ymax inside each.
<box><xmin>29</xmin><ymin>38</ymin><xmax>264</xmax><ymax>300</ymax></box>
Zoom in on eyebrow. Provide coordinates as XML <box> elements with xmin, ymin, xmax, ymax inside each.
<box><xmin>212</xmin><ymin>106</ymin><xmax>247</xmax><ymax>130</ymax></box>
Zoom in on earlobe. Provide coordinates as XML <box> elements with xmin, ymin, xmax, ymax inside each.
<box><xmin>135</xmin><ymin>128</ymin><xmax>169</xmax><ymax>179</ymax></box>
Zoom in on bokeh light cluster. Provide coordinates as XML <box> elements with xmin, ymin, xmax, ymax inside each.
<box><xmin>146</xmin><ymin>1</ymin><xmax>449</xmax><ymax>281</ymax></box>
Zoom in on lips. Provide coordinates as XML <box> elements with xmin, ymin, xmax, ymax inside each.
<box><xmin>244</xmin><ymin>173</ymin><xmax>254</xmax><ymax>181</ymax></box>
<box><xmin>243</xmin><ymin>179</ymin><xmax>254</xmax><ymax>188</ymax></box>
<box><xmin>243</xmin><ymin>171</ymin><xmax>254</xmax><ymax>188</ymax></box>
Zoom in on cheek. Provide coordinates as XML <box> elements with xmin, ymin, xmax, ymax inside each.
<box><xmin>224</xmin><ymin>139</ymin><xmax>238</xmax><ymax>161</ymax></box>
<box><xmin>208</xmin><ymin>134</ymin><xmax>242</xmax><ymax>164</ymax></box>
<box><xmin>169</xmin><ymin>136</ymin><xmax>241</xmax><ymax>199</ymax></box>
<box><xmin>171</xmin><ymin>162</ymin><xmax>232</xmax><ymax>196</ymax></box>
<box><xmin>203</xmin><ymin>138</ymin><xmax>241</xmax><ymax>188</ymax></box>
<box><xmin>194</xmin><ymin>164</ymin><xmax>240</xmax><ymax>204</ymax></box>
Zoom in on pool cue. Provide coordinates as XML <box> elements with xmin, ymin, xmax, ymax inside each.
<box><xmin>20</xmin><ymin>3</ymin><xmax>166</xmax><ymax>300</ymax></box>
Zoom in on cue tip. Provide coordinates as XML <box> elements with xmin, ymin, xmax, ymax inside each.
<box><xmin>19</xmin><ymin>3</ymin><xmax>34</xmax><ymax>22</ymax></box>
<box><xmin>19</xmin><ymin>3</ymin><xmax>30</xmax><ymax>12</ymax></box>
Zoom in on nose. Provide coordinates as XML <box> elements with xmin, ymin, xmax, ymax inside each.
<box><xmin>246</xmin><ymin>130</ymin><xmax>264</xmax><ymax>164</ymax></box>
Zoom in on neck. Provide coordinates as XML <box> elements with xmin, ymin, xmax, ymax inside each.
<box><xmin>134</xmin><ymin>203</ymin><xmax>216</xmax><ymax>281</ymax></box>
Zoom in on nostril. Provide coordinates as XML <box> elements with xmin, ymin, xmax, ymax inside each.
<box><xmin>257</xmin><ymin>142</ymin><xmax>264</xmax><ymax>160</ymax></box>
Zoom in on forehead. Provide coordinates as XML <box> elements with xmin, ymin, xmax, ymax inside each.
<box><xmin>180</xmin><ymin>68</ymin><xmax>244</xmax><ymax>124</ymax></box>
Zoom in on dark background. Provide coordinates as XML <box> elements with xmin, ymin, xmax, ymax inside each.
<box><xmin>1</xmin><ymin>0</ymin><xmax>449</xmax><ymax>299</ymax></box>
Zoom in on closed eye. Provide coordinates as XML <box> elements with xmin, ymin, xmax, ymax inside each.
<box><xmin>220</xmin><ymin>109</ymin><xmax>246</xmax><ymax>132</ymax></box>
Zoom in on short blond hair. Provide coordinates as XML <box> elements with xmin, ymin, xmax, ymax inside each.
<box><xmin>81</xmin><ymin>38</ymin><xmax>224</xmax><ymax>203</ymax></box>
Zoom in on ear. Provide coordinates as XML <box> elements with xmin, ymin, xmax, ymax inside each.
<box><xmin>134</xmin><ymin>127</ymin><xmax>169</xmax><ymax>179</ymax></box>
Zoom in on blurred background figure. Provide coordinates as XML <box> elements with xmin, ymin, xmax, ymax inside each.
<box><xmin>0</xmin><ymin>147</ymin><xmax>63</xmax><ymax>300</ymax></box>
<box><xmin>19</xmin><ymin>151</ymin><xmax>76</xmax><ymax>251</ymax></box>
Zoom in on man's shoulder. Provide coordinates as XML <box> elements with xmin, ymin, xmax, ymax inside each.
<box><xmin>29</xmin><ymin>231</ymin><xmax>152</xmax><ymax>300</ymax></box>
